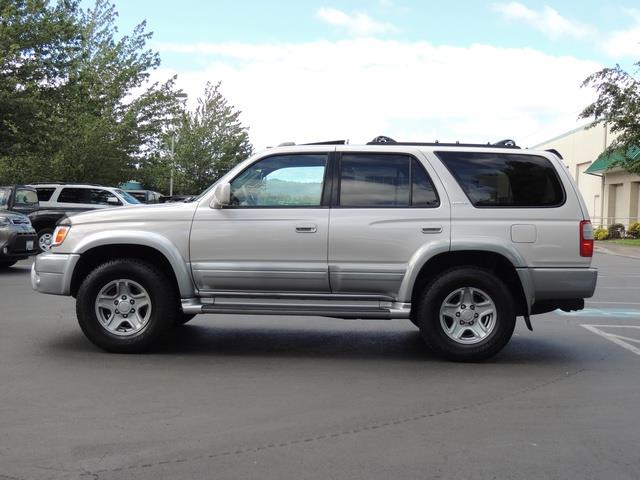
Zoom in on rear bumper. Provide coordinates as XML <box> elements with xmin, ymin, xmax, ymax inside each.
<box><xmin>529</xmin><ymin>267</ymin><xmax>598</xmax><ymax>301</ymax></box>
<box><xmin>516</xmin><ymin>267</ymin><xmax>597</xmax><ymax>314</ymax></box>
<box><xmin>31</xmin><ymin>253</ymin><xmax>80</xmax><ymax>296</ymax></box>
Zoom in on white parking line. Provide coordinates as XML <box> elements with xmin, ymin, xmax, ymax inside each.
<box><xmin>581</xmin><ymin>325</ymin><xmax>640</xmax><ymax>356</ymax></box>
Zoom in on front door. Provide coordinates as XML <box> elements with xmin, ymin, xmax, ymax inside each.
<box><xmin>190</xmin><ymin>152</ymin><xmax>332</xmax><ymax>293</ymax></box>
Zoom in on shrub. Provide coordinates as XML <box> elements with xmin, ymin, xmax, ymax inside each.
<box><xmin>594</xmin><ymin>227</ymin><xmax>609</xmax><ymax>241</ymax></box>
<box><xmin>607</xmin><ymin>223</ymin><xmax>625</xmax><ymax>239</ymax></box>
<box><xmin>628</xmin><ymin>222</ymin><xmax>640</xmax><ymax>239</ymax></box>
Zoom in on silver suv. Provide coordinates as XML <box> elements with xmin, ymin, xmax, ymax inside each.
<box><xmin>31</xmin><ymin>139</ymin><xmax>597</xmax><ymax>361</ymax></box>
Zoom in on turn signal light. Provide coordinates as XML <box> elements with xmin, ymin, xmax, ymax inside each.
<box><xmin>52</xmin><ymin>226</ymin><xmax>70</xmax><ymax>247</ymax></box>
<box><xmin>580</xmin><ymin>220</ymin><xmax>593</xmax><ymax>257</ymax></box>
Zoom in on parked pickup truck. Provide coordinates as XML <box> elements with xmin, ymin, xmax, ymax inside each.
<box><xmin>31</xmin><ymin>138</ymin><xmax>597</xmax><ymax>361</ymax></box>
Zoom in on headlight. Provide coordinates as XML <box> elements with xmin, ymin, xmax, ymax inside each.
<box><xmin>52</xmin><ymin>226</ymin><xmax>71</xmax><ymax>246</ymax></box>
<box><xmin>0</xmin><ymin>216</ymin><xmax>9</xmax><ymax>226</ymax></box>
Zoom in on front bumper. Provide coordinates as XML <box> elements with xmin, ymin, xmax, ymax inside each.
<box><xmin>31</xmin><ymin>253</ymin><xmax>80</xmax><ymax>296</ymax></box>
<box><xmin>0</xmin><ymin>228</ymin><xmax>37</xmax><ymax>259</ymax></box>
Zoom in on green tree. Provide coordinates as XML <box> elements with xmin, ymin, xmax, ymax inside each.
<box><xmin>140</xmin><ymin>82</ymin><xmax>253</xmax><ymax>195</ymax></box>
<box><xmin>0</xmin><ymin>0</ymin><xmax>80</xmax><ymax>160</ymax></box>
<box><xmin>0</xmin><ymin>0</ymin><xmax>181</xmax><ymax>185</ymax></box>
<box><xmin>579</xmin><ymin>60</ymin><xmax>640</xmax><ymax>173</ymax></box>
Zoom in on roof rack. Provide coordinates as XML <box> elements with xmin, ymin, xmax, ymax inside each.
<box><xmin>303</xmin><ymin>140</ymin><xmax>347</xmax><ymax>145</ymax></box>
<box><xmin>366</xmin><ymin>136</ymin><xmax>520</xmax><ymax>149</ymax></box>
<box><xmin>29</xmin><ymin>182</ymin><xmax>106</xmax><ymax>186</ymax></box>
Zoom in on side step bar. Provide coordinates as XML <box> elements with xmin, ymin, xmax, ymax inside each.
<box><xmin>182</xmin><ymin>298</ymin><xmax>411</xmax><ymax>320</ymax></box>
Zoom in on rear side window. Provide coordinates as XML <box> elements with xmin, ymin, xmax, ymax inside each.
<box><xmin>35</xmin><ymin>188</ymin><xmax>56</xmax><ymax>202</ymax></box>
<box><xmin>339</xmin><ymin>154</ymin><xmax>439</xmax><ymax>207</ymax></box>
<box><xmin>436</xmin><ymin>152</ymin><xmax>565</xmax><ymax>207</ymax></box>
<box><xmin>58</xmin><ymin>188</ymin><xmax>87</xmax><ymax>203</ymax></box>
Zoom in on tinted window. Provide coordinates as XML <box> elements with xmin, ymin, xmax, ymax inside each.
<box><xmin>437</xmin><ymin>152</ymin><xmax>565</xmax><ymax>207</ymax></box>
<box><xmin>339</xmin><ymin>154</ymin><xmax>439</xmax><ymax>208</ymax></box>
<box><xmin>340</xmin><ymin>154</ymin><xmax>410</xmax><ymax>207</ymax></box>
<box><xmin>231</xmin><ymin>154</ymin><xmax>327</xmax><ymax>207</ymax></box>
<box><xmin>35</xmin><ymin>188</ymin><xmax>56</xmax><ymax>202</ymax></box>
<box><xmin>15</xmin><ymin>189</ymin><xmax>38</xmax><ymax>205</ymax></box>
<box><xmin>58</xmin><ymin>188</ymin><xmax>87</xmax><ymax>204</ymax></box>
<box><xmin>411</xmin><ymin>159</ymin><xmax>439</xmax><ymax>207</ymax></box>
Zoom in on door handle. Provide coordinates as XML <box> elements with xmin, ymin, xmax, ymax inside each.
<box><xmin>421</xmin><ymin>226</ymin><xmax>443</xmax><ymax>234</ymax></box>
<box><xmin>295</xmin><ymin>224</ymin><xmax>317</xmax><ymax>233</ymax></box>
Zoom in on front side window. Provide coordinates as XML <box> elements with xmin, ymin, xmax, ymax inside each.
<box><xmin>436</xmin><ymin>152</ymin><xmax>565</xmax><ymax>207</ymax></box>
<box><xmin>230</xmin><ymin>154</ymin><xmax>327</xmax><ymax>207</ymax></box>
<box><xmin>90</xmin><ymin>189</ymin><xmax>122</xmax><ymax>206</ymax></box>
<box><xmin>339</xmin><ymin>154</ymin><xmax>439</xmax><ymax>208</ymax></box>
<box><xmin>15</xmin><ymin>189</ymin><xmax>38</xmax><ymax>205</ymax></box>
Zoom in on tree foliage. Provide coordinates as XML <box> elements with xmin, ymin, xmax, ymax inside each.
<box><xmin>0</xmin><ymin>0</ymin><xmax>183</xmax><ymax>185</ymax></box>
<box><xmin>140</xmin><ymin>82</ymin><xmax>253</xmax><ymax>195</ymax></box>
<box><xmin>579</xmin><ymin>61</ymin><xmax>640</xmax><ymax>173</ymax></box>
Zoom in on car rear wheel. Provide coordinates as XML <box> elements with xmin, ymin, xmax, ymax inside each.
<box><xmin>76</xmin><ymin>259</ymin><xmax>178</xmax><ymax>353</ymax></box>
<box><xmin>415</xmin><ymin>267</ymin><xmax>516</xmax><ymax>362</ymax></box>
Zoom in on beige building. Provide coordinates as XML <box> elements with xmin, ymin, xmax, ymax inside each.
<box><xmin>535</xmin><ymin>124</ymin><xmax>640</xmax><ymax>228</ymax></box>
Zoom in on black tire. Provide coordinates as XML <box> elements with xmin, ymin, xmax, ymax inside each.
<box><xmin>36</xmin><ymin>228</ymin><xmax>53</xmax><ymax>253</ymax></box>
<box><xmin>415</xmin><ymin>267</ymin><xmax>516</xmax><ymax>362</ymax></box>
<box><xmin>175</xmin><ymin>313</ymin><xmax>196</xmax><ymax>326</ymax></box>
<box><xmin>76</xmin><ymin>259</ymin><xmax>178</xmax><ymax>353</ymax></box>
<box><xmin>0</xmin><ymin>261</ymin><xmax>17</xmax><ymax>269</ymax></box>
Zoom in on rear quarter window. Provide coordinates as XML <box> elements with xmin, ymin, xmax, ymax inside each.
<box><xmin>436</xmin><ymin>151</ymin><xmax>565</xmax><ymax>208</ymax></box>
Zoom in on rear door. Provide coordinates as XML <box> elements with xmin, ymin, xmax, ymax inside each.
<box><xmin>328</xmin><ymin>149</ymin><xmax>451</xmax><ymax>298</ymax></box>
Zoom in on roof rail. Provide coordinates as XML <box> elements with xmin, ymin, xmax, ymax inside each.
<box><xmin>29</xmin><ymin>182</ymin><xmax>106</xmax><ymax>187</ymax></box>
<box><xmin>366</xmin><ymin>136</ymin><xmax>520</xmax><ymax>149</ymax></box>
<box><xmin>303</xmin><ymin>140</ymin><xmax>347</xmax><ymax>145</ymax></box>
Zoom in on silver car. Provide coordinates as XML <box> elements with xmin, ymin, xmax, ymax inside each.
<box><xmin>31</xmin><ymin>139</ymin><xmax>597</xmax><ymax>361</ymax></box>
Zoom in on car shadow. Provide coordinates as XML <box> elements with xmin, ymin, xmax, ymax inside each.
<box><xmin>0</xmin><ymin>264</ymin><xmax>32</xmax><ymax>275</ymax></box>
<box><xmin>46</xmin><ymin>321</ymin><xmax>582</xmax><ymax>365</ymax></box>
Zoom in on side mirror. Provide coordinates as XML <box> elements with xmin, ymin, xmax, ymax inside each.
<box><xmin>107</xmin><ymin>196</ymin><xmax>120</xmax><ymax>205</ymax></box>
<box><xmin>210</xmin><ymin>182</ymin><xmax>231</xmax><ymax>209</ymax></box>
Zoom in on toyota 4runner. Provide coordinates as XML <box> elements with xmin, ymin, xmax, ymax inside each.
<box><xmin>31</xmin><ymin>138</ymin><xmax>597</xmax><ymax>361</ymax></box>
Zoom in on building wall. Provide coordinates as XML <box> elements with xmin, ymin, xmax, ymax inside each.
<box><xmin>535</xmin><ymin>124</ymin><xmax>640</xmax><ymax>228</ymax></box>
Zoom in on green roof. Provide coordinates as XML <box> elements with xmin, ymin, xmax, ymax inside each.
<box><xmin>585</xmin><ymin>145</ymin><xmax>640</xmax><ymax>174</ymax></box>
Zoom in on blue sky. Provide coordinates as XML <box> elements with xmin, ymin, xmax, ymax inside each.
<box><xmin>92</xmin><ymin>1</ymin><xmax>640</xmax><ymax>148</ymax></box>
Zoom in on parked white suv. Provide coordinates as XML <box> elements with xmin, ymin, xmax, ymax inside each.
<box><xmin>29</xmin><ymin>183</ymin><xmax>141</xmax><ymax>252</ymax></box>
<box><xmin>31</xmin><ymin>139</ymin><xmax>597</xmax><ymax>361</ymax></box>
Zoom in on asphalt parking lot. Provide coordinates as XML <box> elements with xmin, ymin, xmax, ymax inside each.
<box><xmin>1</xmin><ymin>252</ymin><xmax>639</xmax><ymax>480</ymax></box>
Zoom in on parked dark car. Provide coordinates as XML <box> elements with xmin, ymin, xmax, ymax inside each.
<box><xmin>0</xmin><ymin>187</ymin><xmax>38</xmax><ymax>270</ymax></box>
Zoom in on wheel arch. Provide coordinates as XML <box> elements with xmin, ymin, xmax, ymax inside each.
<box><xmin>69</xmin><ymin>235</ymin><xmax>194</xmax><ymax>298</ymax></box>
<box><xmin>404</xmin><ymin>250</ymin><xmax>530</xmax><ymax>317</ymax></box>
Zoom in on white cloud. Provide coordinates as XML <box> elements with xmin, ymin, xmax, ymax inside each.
<box><xmin>156</xmin><ymin>39</ymin><xmax>600</xmax><ymax>150</ymax></box>
<box><xmin>494</xmin><ymin>2</ymin><xmax>592</xmax><ymax>39</ymax></box>
<box><xmin>603</xmin><ymin>10</ymin><xmax>640</xmax><ymax>58</ymax></box>
<box><xmin>316</xmin><ymin>7</ymin><xmax>397</xmax><ymax>36</ymax></box>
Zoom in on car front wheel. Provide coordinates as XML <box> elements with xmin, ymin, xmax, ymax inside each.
<box><xmin>415</xmin><ymin>267</ymin><xmax>516</xmax><ymax>362</ymax></box>
<box><xmin>76</xmin><ymin>259</ymin><xmax>177</xmax><ymax>353</ymax></box>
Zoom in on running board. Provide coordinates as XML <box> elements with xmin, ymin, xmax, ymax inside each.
<box><xmin>181</xmin><ymin>298</ymin><xmax>411</xmax><ymax>320</ymax></box>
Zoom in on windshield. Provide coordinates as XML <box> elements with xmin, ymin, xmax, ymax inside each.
<box><xmin>115</xmin><ymin>189</ymin><xmax>141</xmax><ymax>204</ymax></box>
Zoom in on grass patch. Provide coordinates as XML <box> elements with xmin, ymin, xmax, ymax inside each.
<box><xmin>606</xmin><ymin>239</ymin><xmax>640</xmax><ymax>246</ymax></box>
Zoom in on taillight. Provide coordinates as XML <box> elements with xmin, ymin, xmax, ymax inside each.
<box><xmin>580</xmin><ymin>220</ymin><xmax>593</xmax><ymax>257</ymax></box>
